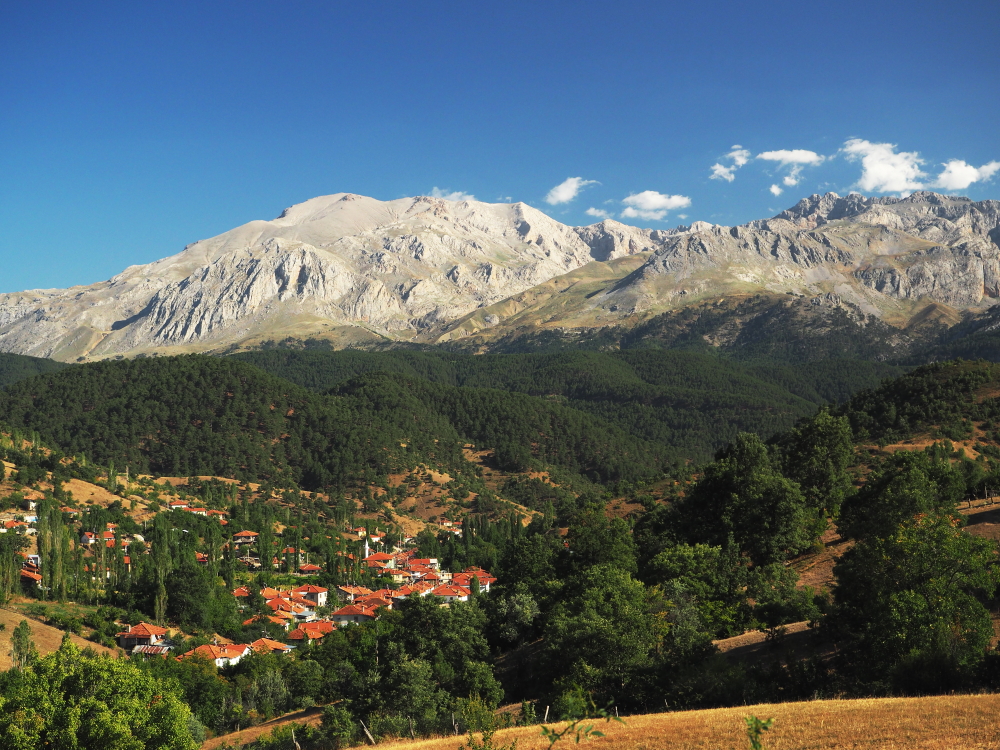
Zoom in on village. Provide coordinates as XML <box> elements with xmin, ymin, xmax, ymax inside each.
<box><xmin>2</xmin><ymin>489</ymin><xmax>497</xmax><ymax>669</ymax></box>
<box><xmin>116</xmin><ymin>542</ymin><xmax>496</xmax><ymax>667</ymax></box>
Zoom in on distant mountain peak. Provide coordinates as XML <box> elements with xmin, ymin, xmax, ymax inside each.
<box><xmin>1</xmin><ymin>191</ymin><xmax>998</xmax><ymax>362</ymax></box>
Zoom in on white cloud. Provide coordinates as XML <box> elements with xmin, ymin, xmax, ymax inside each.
<box><xmin>430</xmin><ymin>187</ymin><xmax>476</xmax><ymax>201</ymax></box>
<box><xmin>585</xmin><ymin>207</ymin><xmax>613</xmax><ymax>220</ymax></box>
<box><xmin>929</xmin><ymin>159</ymin><xmax>1000</xmax><ymax>190</ymax></box>
<box><xmin>756</xmin><ymin>149</ymin><xmax>825</xmax><ymax>187</ymax></box>
<box><xmin>709</xmin><ymin>145</ymin><xmax>752</xmax><ymax>182</ymax></box>
<box><xmin>621</xmin><ymin>191</ymin><xmax>691</xmax><ymax>221</ymax></box>
<box><xmin>757</xmin><ymin>149</ymin><xmax>825</xmax><ymax>167</ymax></box>
<box><xmin>841</xmin><ymin>139</ymin><xmax>926</xmax><ymax>193</ymax></box>
<box><xmin>545</xmin><ymin>177</ymin><xmax>599</xmax><ymax>205</ymax></box>
<box><xmin>770</xmin><ymin>184</ymin><xmax>783</xmax><ymax>196</ymax></box>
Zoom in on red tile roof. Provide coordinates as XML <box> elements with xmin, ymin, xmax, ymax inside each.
<box><xmin>293</xmin><ymin>584</ymin><xmax>328</xmax><ymax>594</ymax></box>
<box><xmin>251</xmin><ymin>638</ymin><xmax>292</xmax><ymax>653</ymax></box>
<box><xmin>116</xmin><ymin>622</ymin><xmax>168</xmax><ymax>638</ymax></box>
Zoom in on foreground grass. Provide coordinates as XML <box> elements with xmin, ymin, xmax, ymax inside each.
<box><xmin>369</xmin><ymin>694</ymin><xmax>1000</xmax><ymax>750</ymax></box>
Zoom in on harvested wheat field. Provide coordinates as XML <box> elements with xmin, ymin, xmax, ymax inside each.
<box><xmin>374</xmin><ymin>694</ymin><xmax>1000</xmax><ymax>750</ymax></box>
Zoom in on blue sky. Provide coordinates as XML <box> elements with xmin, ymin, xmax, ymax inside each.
<box><xmin>2</xmin><ymin>0</ymin><xmax>999</xmax><ymax>293</ymax></box>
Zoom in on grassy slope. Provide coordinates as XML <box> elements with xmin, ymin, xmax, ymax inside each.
<box><xmin>0</xmin><ymin>607</ymin><xmax>118</xmax><ymax>670</ymax></box>
<box><xmin>211</xmin><ymin>694</ymin><xmax>1000</xmax><ymax>750</ymax></box>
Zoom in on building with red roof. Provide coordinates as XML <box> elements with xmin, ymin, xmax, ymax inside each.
<box><xmin>180</xmin><ymin>643</ymin><xmax>250</xmax><ymax>668</ymax></box>
<box><xmin>116</xmin><ymin>622</ymin><xmax>169</xmax><ymax>650</ymax></box>
<box><xmin>292</xmin><ymin>584</ymin><xmax>328</xmax><ymax>608</ymax></box>
<box><xmin>330</xmin><ymin>604</ymin><xmax>378</xmax><ymax>625</ymax></box>
<box><xmin>251</xmin><ymin>638</ymin><xmax>293</xmax><ymax>654</ymax></box>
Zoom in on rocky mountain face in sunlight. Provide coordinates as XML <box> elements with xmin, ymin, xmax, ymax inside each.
<box><xmin>1</xmin><ymin>191</ymin><xmax>998</xmax><ymax>361</ymax></box>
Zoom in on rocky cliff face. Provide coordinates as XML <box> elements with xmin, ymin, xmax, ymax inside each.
<box><xmin>585</xmin><ymin>192</ymin><xmax>1000</xmax><ymax>319</ymax></box>
<box><xmin>1</xmin><ymin>191</ymin><xmax>998</xmax><ymax>361</ymax></box>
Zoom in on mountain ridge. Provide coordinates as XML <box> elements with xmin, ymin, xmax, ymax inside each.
<box><xmin>2</xmin><ymin>191</ymin><xmax>999</xmax><ymax>362</ymax></box>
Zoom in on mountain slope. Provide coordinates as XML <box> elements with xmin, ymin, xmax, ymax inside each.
<box><xmin>0</xmin><ymin>195</ymin><xmax>663</xmax><ymax>361</ymax></box>
<box><xmin>1</xmin><ymin>191</ymin><xmax>998</xmax><ymax>362</ymax></box>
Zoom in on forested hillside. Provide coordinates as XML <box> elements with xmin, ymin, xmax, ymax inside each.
<box><xmin>0</xmin><ymin>352</ymin><xmax>69</xmax><ymax>389</ymax></box>
<box><xmin>3</xmin><ymin>358</ymin><xmax>1000</xmax><ymax>749</ymax></box>
<box><xmin>232</xmin><ymin>349</ymin><xmax>904</xmax><ymax>461</ymax></box>
<box><xmin>0</xmin><ymin>355</ymin><xmax>668</xmax><ymax>489</ymax></box>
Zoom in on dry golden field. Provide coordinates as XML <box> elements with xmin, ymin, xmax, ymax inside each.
<box><xmin>365</xmin><ymin>694</ymin><xmax>1000</xmax><ymax>750</ymax></box>
<box><xmin>0</xmin><ymin>606</ymin><xmax>118</xmax><ymax>670</ymax></box>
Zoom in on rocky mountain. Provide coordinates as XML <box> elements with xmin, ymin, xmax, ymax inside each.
<box><xmin>1</xmin><ymin>191</ymin><xmax>999</xmax><ymax>361</ymax></box>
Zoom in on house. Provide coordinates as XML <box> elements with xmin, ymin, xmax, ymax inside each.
<box><xmin>356</xmin><ymin>595</ymin><xmax>393</xmax><ymax>611</ymax></box>
<box><xmin>132</xmin><ymin>644</ymin><xmax>172</xmax><ymax>657</ymax></box>
<box><xmin>407</xmin><ymin>558</ymin><xmax>439</xmax><ymax>570</ymax></box>
<box><xmin>168</xmin><ymin>501</ymin><xmax>189</xmax><ymax>511</ymax></box>
<box><xmin>452</xmin><ymin>568</ymin><xmax>496</xmax><ymax>592</ymax></box>
<box><xmin>233</xmin><ymin>530</ymin><xmax>259</xmax><ymax>545</ymax></box>
<box><xmin>20</xmin><ymin>568</ymin><xmax>42</xmax><ymax>586</ymax></box>
<box><xmin>364</xmin><ymin>551</ymin><xmax>394</xmax><ymax>567</ymax></box>
<box><xmin>280</xmin><ymin>547</ymin><xmax>307</xmax><ymax>564</ymax></box>
<box><xmin>243</xmin><ymin>613</ymin><xmax>293</xmax><ymax>631</ymax></box>
<box><xmin>292</xmin><ymin>584</ymin><xmax>328</xmax><ymax>608</ymax></box>
<box><xmin>429</xmin><ymin>585</ymin><xmax>471</xmax><ymax>603</ymax></box>
<box><xmin>116</xmin><ymin>622</ymin><xmax>169</xmax><ymax>650</ymax></box>
<box><xmin>395</xmin><ymin>583</ymin><xmax>433</xmax><ymax>598</ymax></box>
<box><xmin>298</xmin><ymin>563</ymin><xmax>322</xmax><ymax>575</ymax></box>
<box><xmin>180</xmin><ymin>643</ymin><xmax>251</xmax><ymax>668</ymax></box>
<box><xmin>251</xmin><ymin>638</ymin><xmax>293</xmax><ymax>654</ymax></box>
<box><xmin>330</xmin><ymin>604</ymin><xmax>377</xmax><ymax>625</ymax></box>
<box><xmin>380</xmin><ymin>568</ymin><xmax>410</xmax><ymax>584</ymax></box>
<box><xmin>337</xmin><ymin>585</ymin><xmax>373</xmax><ymax>603</ymax></box>
<box><xmin>267</xmin><ymin>599</ymin><xmax>312</xmax><ymax>621</ymax></box>
<box><xmin>286</xmin><ymin>625</ymin><xmax>331</xmax><ymax>644</ymax></box>
<box><xmin>79</xmin><ymin>530</ymin><xmax>97</xmax><ymax>545</ymax></box>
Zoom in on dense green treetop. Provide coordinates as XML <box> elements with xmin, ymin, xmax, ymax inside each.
<box><xmin>0</xmin><ymin>637</ymin><xmax>198</xmax><ymax>750</ymax></box>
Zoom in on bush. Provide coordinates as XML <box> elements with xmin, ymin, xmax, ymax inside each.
<box><xmin>321</xmin><ymin>704</ymin><xmax>356</xmax><ymax>749</ymax></box>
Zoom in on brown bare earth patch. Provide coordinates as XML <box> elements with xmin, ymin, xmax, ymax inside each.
<box><xmin>791</xmin><ymin>525</ymin><xmax>851</xmax><ymax>592</ymax></box>
<box><xmin>879</xmin><ymin>436</ymin><xmax>982</xmax><ymax>460</ymax></box>
<box><xmin>960</xmin><ymin>503</ymin><xmax>1000</xmax><ymax>542</ymax></box>
<box><xmin>366</xmin><ymin>694</ymin><xmax>1000</xmax><ymax>750</ymax></box>
<box><xmin>63</xmin><ymin>477</ymin><xmax>127</xmax><ymax>506</ymax></box>
<box><xmin>0</xmin><ymin>606</ymin><xmax>119</xmax><ymax>670</ymax></box>
<box><xmin>711</xmin><ymin>620</ymin><xmax>831</xmax><ymax>668</ymax></box>
<box><xmin>201</xmin><ymin>706</ymin><xmax>324</xmax><ymax>750</ymax></box>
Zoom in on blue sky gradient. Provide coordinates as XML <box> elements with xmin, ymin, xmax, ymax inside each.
<box><xmin>2</xmin><ymin>0</ymin><xmax>999</xmax><ymax>292</ymax></box>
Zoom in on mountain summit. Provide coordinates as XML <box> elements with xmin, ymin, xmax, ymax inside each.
<box><xmin>1</xmin><ymin>191</ymin><xmax>998</xmax><ymax>361</ymax></box>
